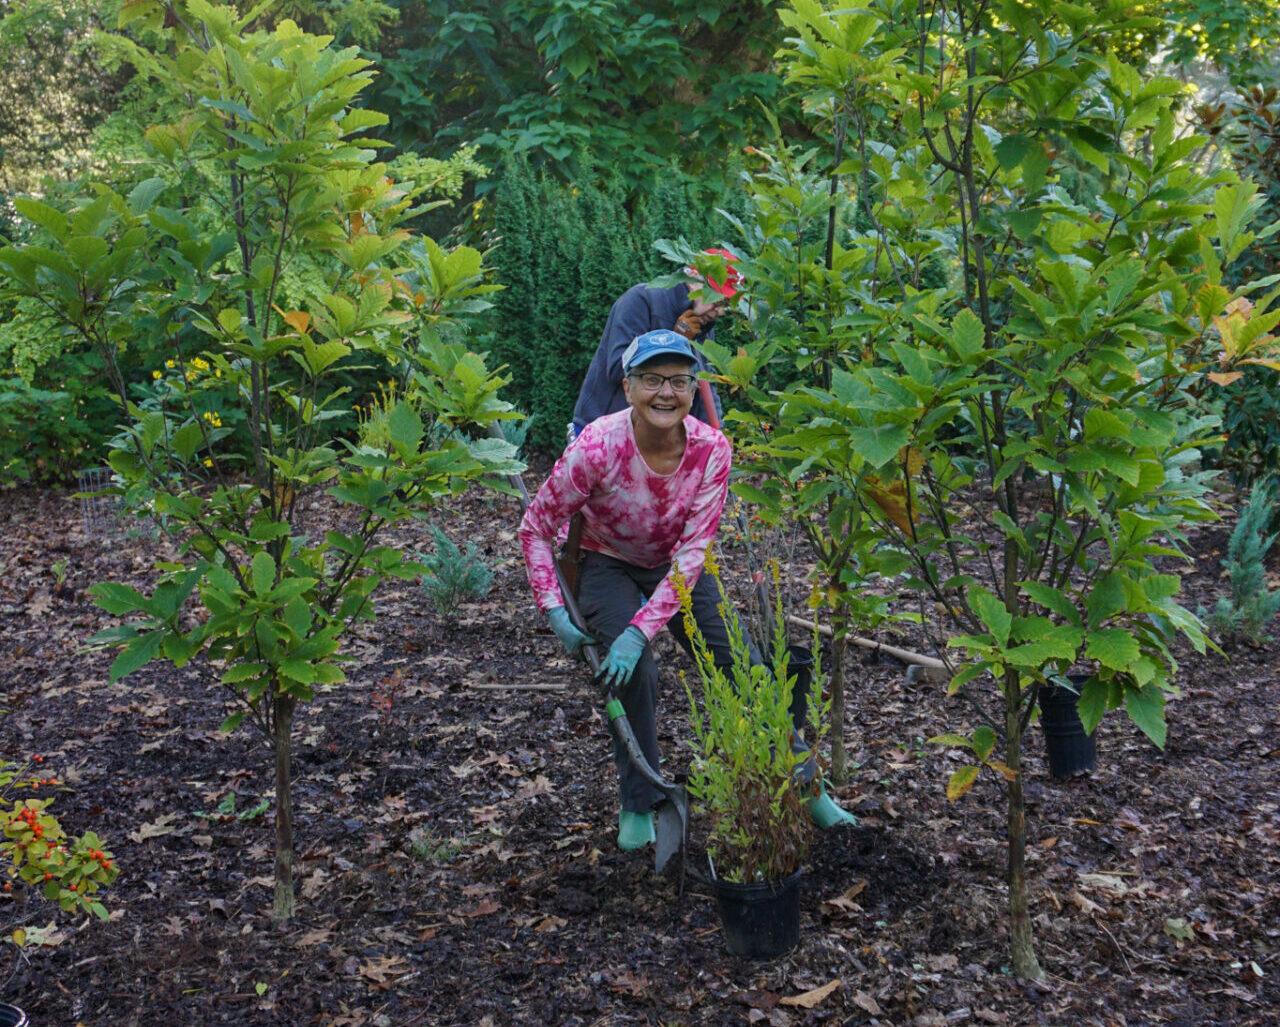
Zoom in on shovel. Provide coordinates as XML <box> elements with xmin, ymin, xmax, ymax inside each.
<box><xmin>494</xmin><ymin>430</ymin><xmax>688</xmax><ymax>881</ymax></box>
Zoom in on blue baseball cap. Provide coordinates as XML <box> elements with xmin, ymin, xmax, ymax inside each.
<box><xmin>621</xmin><ymin>329</ymin><xmax>696</xmax><ymax>374</ymax></box>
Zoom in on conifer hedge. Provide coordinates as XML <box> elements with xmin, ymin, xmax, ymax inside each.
<box><xmin>490</xmin><ymin>158</ymin><xmax>746</xmax><ymax>452</ymax></box>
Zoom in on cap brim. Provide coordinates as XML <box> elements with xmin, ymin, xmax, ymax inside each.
<box><xmin>627</xmin><ymin>346</ymin><xmax>697</xmax><ymax>371</ymax></box>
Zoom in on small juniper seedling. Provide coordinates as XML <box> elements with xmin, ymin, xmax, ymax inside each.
<box><xmin>419</xmin><ymin>524</ymin><xmax>494</xmax><ymax>616</ymax></box>
<box><xmin>1203</xmin><ymin>478</ymin><xmax>1280</xmax><ymax>644</ymax></box>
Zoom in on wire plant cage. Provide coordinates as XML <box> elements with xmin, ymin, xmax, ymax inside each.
<box><xmin>77</xmin><ymin>466</ymin><xmax>120</xmax><ymax>537</ymax></box>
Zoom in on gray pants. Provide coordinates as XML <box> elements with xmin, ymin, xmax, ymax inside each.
<box><xmin>576</xmin><ymin>550</ymin><xmax>811</xmax><ymax>813</ymax></box>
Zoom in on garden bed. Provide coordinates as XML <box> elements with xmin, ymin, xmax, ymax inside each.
<box><xmin>0</xmin><ymin>482</ymin><xmax>1277</xmax><ymax>1025</ymax></box>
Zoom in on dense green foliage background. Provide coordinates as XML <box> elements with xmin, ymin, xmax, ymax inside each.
<box><xmin>3</xmin><ymin>0</ymin><xmax>1280</xmax><ymax>479</ymax></box>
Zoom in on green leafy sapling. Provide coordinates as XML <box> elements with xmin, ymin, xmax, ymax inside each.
<box><xmin>0</xmin><ymin>1</ymin><xmax>521</xmax><ymax>925</ymax></box>
<box><xmin>677</xmin><ymin>557</ymin><xmax>827</xmax><ymax>884</ymax></box>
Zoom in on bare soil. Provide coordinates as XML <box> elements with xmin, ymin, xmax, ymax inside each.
<box><xmin>0</xmin><ymin>482</ymin><xmax>1276</xmax><ymax>1026</ymax></box>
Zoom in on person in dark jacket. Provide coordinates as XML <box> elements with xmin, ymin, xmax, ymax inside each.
<box><xmin>569</xmin><ymin>249</ymin><xmax>740</xmax><ymax>439</ymax></box>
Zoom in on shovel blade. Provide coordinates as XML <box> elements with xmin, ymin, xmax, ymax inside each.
<box><xmin>653</xmin><ymin>788</ymin><xmax>688</xmax><ymax>873</ymax></box>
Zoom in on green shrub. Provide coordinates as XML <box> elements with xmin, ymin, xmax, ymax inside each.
<box><xmin>1219</xmin><ymin>367</ymin><xmax>1280</xmax><ymax>497</ymax></box>
<box><xmin>1203</xmin><ymin>478</ymin><xmax>1280</xmax><ymax>644</ymax></box>
<box><xmin>419</xmin><ymin>525</ymin><xmax>495</xmax><ymax>616</ymax></box>
<box><xmin>678</xmin><ymin>559</ymin><xmax>823</xmax><ymax>884</ymax></box>
<box><xmin>489</xmin><ymin>156</ymin><xmax>747</xmax><ymax>451</ymax></box>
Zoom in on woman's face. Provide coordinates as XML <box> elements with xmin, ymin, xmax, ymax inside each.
<box><xmin>623</xmin><ymin>359</ymin><xmax>697</xmax><ymax>434</ymax></box>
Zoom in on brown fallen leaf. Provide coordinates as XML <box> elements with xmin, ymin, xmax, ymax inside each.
<box><xmin>533</xmin><ymin>915</ymin><xmax>567</xmax><ymax>933</ymax></box>
<box><xmin>853</xmin><ymin>990</ymin><xmax>882</xmax><ymax>1015</ymax></box>
<box><xmin>822</xmin><ymin>879</ymin><xmax>868</xmax><ymax>916</ymax></box>
<box><xmin>1069</xmin><ymin>889</ymin><xmax>1103</xmax><ymax>914</ymax></box>
<box><xmin>734</xmin><ymin>990</ymin><xmax>781</xmax><ymax>1011</ymax></box>
<box><xmin>461</xmin><ymin>899</ymin><xmax>501</xmax><ymax>918</ymax></box>
<box><xmin>1078</xmin><ymin>871</ymin><xmax>1128</xmax><ymax>896</ymax></box>
<box><xmin>128</xmin><ymin>812</ymin><xmax>182</xmax><ymax>843</ymax></box>
<box><xmin>295</xmin><ymin>927</ymin><xmax>333</xmax><ymax>947</ymax></box>
<box><xmin>607</xmin><ymin>970</ymin><xmax>650</xmax><ymax>997</ymax></box>
<box><xmin>779</xmin><ymin>978</ymin><xmax>841</xmax><ymax>1009</ymax></box>
<box><xmin>514</xmin><ymin>774</ymin><xmax>553</xmax><ymax>800</ymax></box>
<box><xmin>19</xmin><ymin>922</ymin><xmax>66</xmax><ymax>947</ymax></box>
<box><xmin>359</xmin><ymin>954</ymin><xmax>410</xmax><ymax>986</ymax></box>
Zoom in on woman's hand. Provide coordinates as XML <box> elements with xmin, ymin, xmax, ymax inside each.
<box><xmin>598</xmin><ymin>626</ymin><xmax>647</xmax><ymax>689</ymax></box>
<box><xmin>546</xmin><ymin>606</ymin><xmax>594</xmax><ymax>657</ymax></box>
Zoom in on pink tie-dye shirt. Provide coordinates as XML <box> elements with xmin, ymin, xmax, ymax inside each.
<box><xmin>519</xmin><ymin>408</ymin><xmax>732</xmax><ymax>640</ymax></box>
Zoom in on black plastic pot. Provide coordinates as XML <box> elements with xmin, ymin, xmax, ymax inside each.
<box><xmin>1039</xmin><ymin>674</ymin><xmax>1097</xmax><ymax>779</ymax></box>
<box><xmin>786</xmin><ymin>644</ymin><xmax>813</xmax><ymax>731</ymax></box>
<box><xmin>0</xmin><ymin>1003</ymin><xmax>29</xmax><ymax>1027</ymax></box>
<box><xmin>713</xmin><ymin>867</ymin><xmax>802</xmax><ymax>958</ymax></box>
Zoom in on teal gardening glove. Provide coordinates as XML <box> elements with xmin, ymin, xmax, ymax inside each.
<box><xmin>599</xmin><ymin>626</ymin><xmax>647</xmax><ymax>690</ymax></box>
<box><xmin>546</xmin><ymin>606</ymin><xmax>594</xmax><ymax>658</ymax></box>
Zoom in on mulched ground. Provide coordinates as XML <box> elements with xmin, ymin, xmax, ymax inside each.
<box><xmin>0</xmin><ymin>480</ymin><xmax>1277</xmax><ymax>1026</ymax></box>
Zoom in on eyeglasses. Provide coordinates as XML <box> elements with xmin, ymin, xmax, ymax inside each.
<box><xmin>630</xmin><ymin>371</ymin><xmax>698</xmax><ymax>393</ymax></box>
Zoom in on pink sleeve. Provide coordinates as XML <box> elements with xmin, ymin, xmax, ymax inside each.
<box><xmin>518</xmin><ymin>439</ymin><xmax>596</xmax><ymax>613</ymax></box>
<box><xmin>630</xmin><ymin>438</ymin><xmax>732</xmax><ymax>639</ymax></box>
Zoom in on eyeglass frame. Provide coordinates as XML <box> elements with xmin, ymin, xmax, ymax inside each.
<box><xmin>626</xmin><ymin>370</ymin><xmax>700</xmax><ymax>394</ymax></box>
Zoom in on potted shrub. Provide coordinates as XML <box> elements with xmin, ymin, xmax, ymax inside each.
<box><xmin>2</xmin><ymin>755</ymin><xmax>119</xmax><ymax>1026</ymax></box>
<box><xmin>676</xmin><ymin>559</ymin><xmax>826</xmax><ymax>959</ymax></box>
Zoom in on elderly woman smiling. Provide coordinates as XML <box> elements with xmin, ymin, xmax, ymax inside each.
<box><xmin>519</xmin><ymin>329</ymin><xmax>854</xmax><ymax>852</ymax></box>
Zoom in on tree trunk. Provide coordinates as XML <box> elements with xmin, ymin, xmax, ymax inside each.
<box><xmin>272</xmin><ymin>693</ymin><xmax>296</xmax><ymax>925</ymax></box>
<box><xmin>1004</xmin><ymin>671</ymin><xmax>1042</xmax><ymax>980</ymax></box>
<box><xmin>829</xmin><ymin>618</ymin><xmax>848</xmax><ymax>784</ymax></box>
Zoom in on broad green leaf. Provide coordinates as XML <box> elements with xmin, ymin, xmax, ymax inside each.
<box><xmin>250</xmin><ymin>551</ymin><xmax>276</xmax><ymax>596</ymax></box>
<box><xmin>387</xmin><ymin>401</ymin><xmax>424</xmax><ymax>451</ymax></box>
<box><xmin>949</xmin><ymin>308</ymin><xmax>985</xmax><ymax>359</ymax></box>
<box><xmin>171</xmin><ymin>421</ymin><xmax>205</xmax><ymax>462</ymax></box>
<box><xmin>1020</xmin><ymin>581</ymin><xmax>1080</xmax><ymax>625</ymax></box>
<box><xmin>946</xmin><ymin>765</ymin><xmax>980</xmax><ymax>801</ymax></box>
<box><xmin>1085</xmin><ymin>628</ymin><xmax>1140</xmax><ymax>671</ymax></box>
<box><xmin>967</xmin><ymin>586</ymin><xmax>1011</xmax><ymax>646</ymax></box>
<box><xmin>946</xmin><ymin>662</ymin><xmax>986</xmax><ymax>695</ymax></box>
<box><xmin>90</xmin><ymin>582</ymin><xmax>149</xmax><ymax>615</ymax></box>
<box><xmin>279</xmin><ymin>658</ymin><xmax>318</xmax><ymax>684</ymax></box>
<box><xmin>848</xmin><ymin>423</ymin><xmax>909</xmax><ymax>468</ymax></box>
<box><xmin>109</xmin><ymin>631</ymin><xmax>164</xmax><ymax>682</ymax></box>
<box><xmin>1086</xmin><ymin>572</ymin><xmax>1127</xmax><ymax>628</ymax></box>
<box><xmin>1076</xmin><ymin>677</ymin><xmax>1107</xmax><ymax>735</ymax></box>
<box><xmin>971</xmin><ymin>726</ymin><xmax>997</xmax><ymax>762</ymax></box>
<box><xmin>1124</xmin><ymin>682</ymin><xmax>1166</xmax><ymax>749</ymax></box>
<box><xmin>65</xmin><ymin>235</ymin><xmax>109</xmax><ymax>269</ymax></box>
<box><xmin>928</xmin><ymin>733</ymin><xmax>974</xmax><ymax>750</ymax></box>
<box><xmin>14</xmin><ymin>197</ymin><xmax>68</xmax><ymax>240</ymax></box>
<box><xmin>219</xmin><ymin>710</ymin><xmax>248</xmax><ymax>733</ymax></box>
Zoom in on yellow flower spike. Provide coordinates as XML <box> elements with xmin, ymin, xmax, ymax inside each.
<box><xmin>703</xmin><ymin>546</ymin><xmax>720</xmax><ymax>579</ymax></box>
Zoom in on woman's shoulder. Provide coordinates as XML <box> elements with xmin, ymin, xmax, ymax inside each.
<box><xmin>572</xmin><ymin>410</ymin><xmax>632</xmax><ymax>460</ymax></box>
<box><xmin>685</xmin><ymin>416</ymin><xmax>732</xmax><ymax>455</ymax></box>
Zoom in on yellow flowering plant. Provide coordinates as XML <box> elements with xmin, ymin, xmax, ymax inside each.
<box><xmin>677</xmin><ymin>556</ymin><xmax>828</xmax><ymax>883</ymax></box>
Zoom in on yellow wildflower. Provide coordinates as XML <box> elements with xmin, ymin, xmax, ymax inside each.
<box><xmin>151</xmin><ymin>370</ymin><xmax>162</xmax><ymax>380</ymax></box>
<box><xmin>201</xmin><ymin>411</ymin><xmax>222</xmax><ymax>428</ymax></box>
<box><xmin>191</xmin><ymin>357</ymin><xmax>210</xmax><ymax>371</ymax></box>
<box><xmin>164</xmin><ymin>359</ymin><xmax>175</xmax><ymax>369</ymax></box>
<box><xmin>202</xmin><ymin>458</ymin><xmax>213</xmax><ymax>468</ymax></box>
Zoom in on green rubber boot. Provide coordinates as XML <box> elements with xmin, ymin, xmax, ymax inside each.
<box><xmin>806</xmin><ymin>781</ymin><xmax>857</xmax><ymax>830</ymax></box>
<box><xmin>617</xmin><ymin>810</ymin><xmax>657</xmax><ymax>851</ymax></box>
